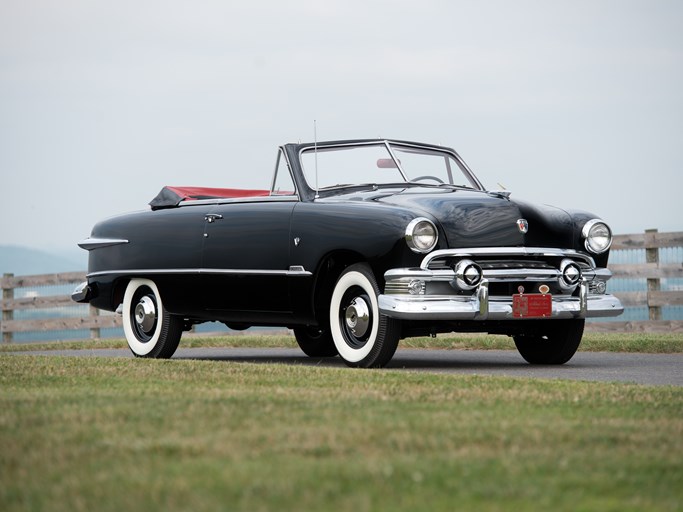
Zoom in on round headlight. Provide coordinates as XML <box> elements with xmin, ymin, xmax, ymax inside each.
<box><xmin>405</xmin><ymin>218</ymin><xmax>438</xmax><ymax>253</ymax></box>
<box><xmin>582</xmin><ymin>220</ymin><xmax>612</xmax><ymax>254</ymax></box>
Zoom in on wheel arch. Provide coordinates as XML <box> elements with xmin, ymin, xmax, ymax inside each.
<box><xmin>310</xmin><ymin>250</ymin><xmax>366</xmax><ymax>323</ymax></box>
<box><xmin>112</xmin><ymin>277</ymin><xmax>130</xmax><ymax>312</ymax></box>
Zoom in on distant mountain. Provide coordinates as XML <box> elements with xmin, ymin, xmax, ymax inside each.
<box><xmin>0</xmin><ymin>245</ymin><xmax>86</xmax><ymax>276</ymax></box>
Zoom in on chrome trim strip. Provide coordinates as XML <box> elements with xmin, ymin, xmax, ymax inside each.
<box><xmin>78</xmin><ymin>238</ymin><xmax>129</xmax><ymax>250</ymax></box>
<box><xmin>288</xmin><ymin>265</ymin><xmax>310</xmax><ymax>276</ymax></box>
<box><xmin>421</xmin><ymin>247</ymin><xmax>596</xmax><ymax>269</ymax></box>
<box><xmin>383</xmin><ymin>141</ymin><xmax>409</xmax><ymax>181</ymax></box>
<box><xmin>384</xmin><ymin>266</ymin><xmax>606</xmax><ymax>284</ymax></box>
<box><xmin>86</xmin><ymin>267</ymin><xmax>312</xmax><ymax>278</ymax></box>
<box><xmin>177</xmin><ymin>196</ymin><xmax>299</xmax><ymax>208</ymax></box>
<box><xmin>269</xmin><ymin>148</ymin><xmax>300</xmax><ymax>199</ymax></box>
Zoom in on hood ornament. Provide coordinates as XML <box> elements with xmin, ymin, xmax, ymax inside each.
<box><xmin>517</xmin><ymin>219</ymin><xmax>529</xmax><ymax>234</ymax></box>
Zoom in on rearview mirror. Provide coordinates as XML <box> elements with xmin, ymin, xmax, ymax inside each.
<box><xmin>377</xmin><ymin>158</ymin><xmax>400</xmax><ymax>169</ymax></box>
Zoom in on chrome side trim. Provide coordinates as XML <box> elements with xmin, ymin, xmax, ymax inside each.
<box><xmin>288</xmin><ymin>265</ymin><xmax>310</xmax><ymax>275</ymax></box>
<box><xmin>177</xmin><ymin>196</ymin><xmax>299</xmax><ymax>208</ymax></box>
<box><xmin>78</xmin><ymin>238</ymin><xmax>129</xmax><ymax>251</ymax></box>
<box><xmin>86</xmin><ymin>267</ymin><xmax>312</xmax><ymax>278</ymax></box>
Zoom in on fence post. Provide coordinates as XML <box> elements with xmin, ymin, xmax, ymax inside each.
<box><xmin>645</xmin><ymin>228</ymin><xmax>662</xmax><ymax>321</ymax></box>
<box><xmin>2</xmin><ymin>273</ymin><xmax>14</xmax><ymax>343</ymax></box>
<box><xmin>89</xmin><ymin>304</ymin><xmax>100</xmax><ymax>340</ymax></box>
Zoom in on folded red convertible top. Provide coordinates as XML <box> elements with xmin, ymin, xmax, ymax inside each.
<box><xmin>149</xmin><ymin>186</ymin><xmax>270</xmax><ymax>210</ymax></box>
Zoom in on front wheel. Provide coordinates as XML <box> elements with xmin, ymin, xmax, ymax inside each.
<box><xmin>513</xmin><ymin>319</ymin><xmax>585</xmax><ymax>365</ymax></box>
<box><xmin>122</xmin><ymin>278</ymin><xmax>182</xmax><ymax>358</ymax></box>
<box><xmin>329</xmin><ymin>263</ymin><xmax>401</xmax><ymax>368</ymax></box>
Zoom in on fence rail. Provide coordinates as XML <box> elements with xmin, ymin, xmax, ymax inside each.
<box><xmin>1</xmin><ymin>272</ymin><xmax>122</xmax><ymax>343</ymax></box>
<box><xmin>2</xmin><ymin>229</ymin><xmax>682</xmax><ymax>342</ymax></box>
<box><xmin>604</xmin><ymin>229</ymin><xmax>683</xmax><ymax>332</ymax></box>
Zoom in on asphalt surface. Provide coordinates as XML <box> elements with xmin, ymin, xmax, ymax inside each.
<box><xmin>10</xmin><ymin>347</ymin><xmax>683</xmax><ymax>386</ymax></box>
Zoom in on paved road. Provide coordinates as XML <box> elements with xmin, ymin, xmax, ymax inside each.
<box><xmin>12</xmin><ymin>347</ymin><xmax>683</xmax><ymax>386</ymax></box>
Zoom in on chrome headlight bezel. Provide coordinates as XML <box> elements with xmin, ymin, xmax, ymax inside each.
<box><xmin>405</xmin><ymin>217</ymin><xmax>438</xmax><ymax>254</ymax></box>
<box><xmin>582</xmin><ymin>219</ymin><xmax>613</xmax><ymax>254</ymax></box>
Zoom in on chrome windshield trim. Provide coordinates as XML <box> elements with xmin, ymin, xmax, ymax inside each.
<box><xmin>78</xmin><ymin>238</ymin><xmax>129</xmax><ymax>251</ymax></box>
<box><xmin>86</xmin><ymin>267</ymin><xmax>312</xmax><ymax>278</ymax></box>
<box><xmin>383</xmin><ymin>141</ymin><xmax>408</xmax><ymax>181</ymax></box>
<box><xmin>269</xmin><ymin>148</ymin><xmax>300</xmax><ymax>199</ymax></box>
<box><xmin>421</xmin><ymin>247</ymin><xmax>596</xmax><ymax>269</ymax></box>
<box><xmin>296</xmin><ymin>139</ymin><xmax>485</xmax><ymax>192</ymax></box>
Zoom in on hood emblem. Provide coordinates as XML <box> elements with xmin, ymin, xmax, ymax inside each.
<box><xmin>517</xmin><ymin>219</ymin><xmax>529</xmax><ymax>234</ymax></box>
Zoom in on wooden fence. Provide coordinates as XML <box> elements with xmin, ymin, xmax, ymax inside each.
<box><xmin>1</xmin><ymin>272</ymin><xmax>122</xmax><ymax>343</ymax></box>
<box><xmin>2</xmin><ymin>229</ymin><xmax>683</xmax><ymax>342</ymax></box>
<box><xmin>588</xmin><ymin>229</ymin><xmax>683</xmax><ymax>332</ymax></box>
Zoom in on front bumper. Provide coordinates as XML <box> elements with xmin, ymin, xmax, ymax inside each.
<box><xmin>378</xmin><ymin>247</ymin><xmax>624</xmax><ymax>321</ymax></box>
<box><xmin>379</xmin><ymin>279</ymin><xmax>624</xmax><ymax>320</ymax></box>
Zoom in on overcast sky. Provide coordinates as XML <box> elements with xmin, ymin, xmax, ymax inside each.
<box><xmin>1</xmin><ymin>0</ymin><xmax>681</xmax><ymax>254</ymax></box>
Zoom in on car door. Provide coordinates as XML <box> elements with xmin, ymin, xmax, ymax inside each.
<box><xmin>199</xmin><ymin>198</ymin><xmax>296</xmax><ymax>318</ymax></box>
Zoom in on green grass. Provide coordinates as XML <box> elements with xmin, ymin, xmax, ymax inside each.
<box><xmin>3</xmin><ymin>331</ymin><xmax>683</xmax><ymax>353</ymax></box>
<box><xmin>1</xmin><ymin>355</ymin><xmax>682</xmax><ymax>511</ymax></box>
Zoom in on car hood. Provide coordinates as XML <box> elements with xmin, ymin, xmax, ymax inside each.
<box><xmin>327</xmin><ymin>187</ymin><xmax>574</xmax><ymax>249</ymax></box>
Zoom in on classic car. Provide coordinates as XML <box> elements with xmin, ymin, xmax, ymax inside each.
<box><xmin>73</xmin><ymin>139</ymin><xmax>623</xmax><ymax>367</ymax></box>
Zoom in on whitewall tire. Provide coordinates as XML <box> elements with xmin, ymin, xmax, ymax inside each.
<box><xmin>122</xmin><ymin>278</ymin><xmax>182</xmax><ymax>358</ymax></box>
<box><xmin>329</xmin><ymin>264</ymin><xmax>400</xmax><ymax>368</ymax></box>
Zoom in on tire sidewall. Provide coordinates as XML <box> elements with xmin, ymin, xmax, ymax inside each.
<box><xmin>122</xmin><ymin>278</ymin><xmax>164</xmax><ymax>356</ymax></box>
<box><xmin>329</xmin><ymin>267</ymin><xmax>380</xmax><ymax>364</ymax></box>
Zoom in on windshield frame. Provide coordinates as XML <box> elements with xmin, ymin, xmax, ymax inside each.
<box><xmin>296</xmin><ymin>140</ymin><xmax>484</xmax><ymax>195</ymax></box>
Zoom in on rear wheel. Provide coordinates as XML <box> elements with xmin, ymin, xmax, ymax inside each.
<box><xmin>294</xmin><ymin>326</ymin><xmax>338</xmax><ymax>357</ymax></box>
<box><xmin>329</xmin><ymin>263</ymin><xmax>401</xmax><ymax>368</ymax></box>
<box><xmin>122</xmin><ymin>278</ymin><xmax>182</xmax><ymax>358</ymax></box>
<box><xmin>513</xmin><ymin>319</ymin><xmax>585</xmax><ymax>365</ymax></box>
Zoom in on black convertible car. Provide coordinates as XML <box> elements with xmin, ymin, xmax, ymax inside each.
<box><xmin>73</xmin><ymin>139</ymin><xmax>623</xmax><ymax>367</ymax></box>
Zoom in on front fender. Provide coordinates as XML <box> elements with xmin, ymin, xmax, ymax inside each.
<box><xmin>289</xmin><ymin>202</ymin><xmax>432</xmax><ymax>274</ymax></box>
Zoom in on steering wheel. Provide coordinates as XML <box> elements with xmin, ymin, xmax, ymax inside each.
<box><xmin>410</xmin><ymin>175</ymin><xmax>444</xmax><ymax>184</ymax></box>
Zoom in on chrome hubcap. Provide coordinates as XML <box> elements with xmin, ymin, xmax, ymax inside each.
<box><xmin>134</xmin><ymin>296</ymin><xmax>157</xmax><ymax>333</ymax></box>
<box><xmin>345</xmin><ymin>297</ymin><xmax>370</xmax><ymax>338</ymax></box>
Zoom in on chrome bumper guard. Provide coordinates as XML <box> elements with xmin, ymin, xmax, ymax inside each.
<box><xmin>71</xmin><ymin>281</ymin><xmax>92</xmax><ymax>303</ymax></box>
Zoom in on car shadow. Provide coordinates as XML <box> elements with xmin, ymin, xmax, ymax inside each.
<box><xmin>173</xmin><ymin>348</ymin><xmax>587</xmax><ymax>372</ymax></box>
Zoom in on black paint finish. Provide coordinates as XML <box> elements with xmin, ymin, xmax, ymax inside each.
<box><xmin>79</xmin><ymin>139</ymin><xmax>611</xmax><ymax>331</ymax></box>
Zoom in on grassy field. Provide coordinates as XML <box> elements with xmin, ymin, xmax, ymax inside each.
<box><xmin>2</xmin><ymin>331</ymin><xmax>683</xmax><ymax>354</ymax></box>
<box><xmin>1</xmin><ymin>353</ymin><xmax>682</xmax><ymax>511</ymax></box>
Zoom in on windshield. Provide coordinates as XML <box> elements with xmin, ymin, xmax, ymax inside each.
<box><xmin>299</xmin><ymin>142</ymin><xmax>479</xmax><ymax>191</ymax></box>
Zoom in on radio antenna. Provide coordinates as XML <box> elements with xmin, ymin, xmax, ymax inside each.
<box><xmin>314</xmin><ymin>119</ymin><xmax>319</xmax><ymax>199</ymax></box>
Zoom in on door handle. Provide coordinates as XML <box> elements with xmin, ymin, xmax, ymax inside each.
<box><xmin>204</xmin><ymin>214</ymin><xmax>224</xmax><ymax>223</ymax></box>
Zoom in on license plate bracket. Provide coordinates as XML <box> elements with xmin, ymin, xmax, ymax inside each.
<box><xmin>512</xmin><ymin>293</ymin><xmax>552</xmax><ymax>318</ymax></box>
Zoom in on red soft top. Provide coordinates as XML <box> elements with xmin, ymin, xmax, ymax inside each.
<box><xmin>149</xmin><ymin>186</ymin><xmax>270</xmax><ymax>210</ymax></box>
